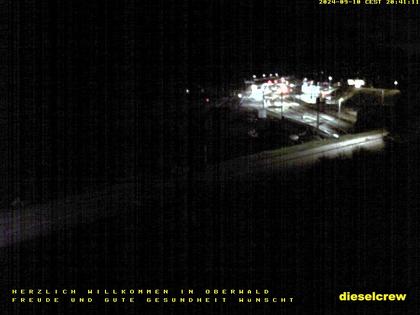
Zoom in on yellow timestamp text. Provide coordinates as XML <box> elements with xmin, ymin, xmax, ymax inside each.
<box><xmin>319</xmin><ymin>0</ymin><xmax>372</xmax><ymax>4</ymax></box>
<box><xmin>385</xmin><ymin>0</ymin><xmax>420</xmax><ymax>4</ymax></box>
<box><xmin>319</xmin><ymin>0</ymin><xmax>420</xmax><ymax>4</ymax></box>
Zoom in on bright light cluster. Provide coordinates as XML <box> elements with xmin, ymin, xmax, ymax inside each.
<box><xmin>301</xmin><ymin>81</ymin><xmax>320</xmax><ymax>96</ymax></box>
<box><xmin>347</xmin><ymin>79</ymin><xmax>365</xmax><ymax>88</ymax></box>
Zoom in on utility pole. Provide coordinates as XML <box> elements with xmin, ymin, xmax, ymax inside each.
<box><xmin>280</xmin><ymin>92</ymin><xmax>284</xmax><ymax>118</ymax></box>
<box><xmin>316</xmin><ymin>96</ymin><xmax>320</xmax><ymax>131</ymax></box>
<box><xmin>381</xmin><ymin>89</ymin><xmax>385</xmax><ymax>106</ymax></box>
<box><xmin>338</xmin><ymin>98</ymin><xmax>343</xmax><ymax>114</ymax></box>
<box><xmin>259</xmin><ymin>86</ymin><xmax>267</xmax><ymax>119</ymax></box>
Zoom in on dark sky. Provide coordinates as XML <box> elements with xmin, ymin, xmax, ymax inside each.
<box><xmin>10</xmin><ymin>0</ymin><xmax>420</xmax><ymax>90</ymax></box>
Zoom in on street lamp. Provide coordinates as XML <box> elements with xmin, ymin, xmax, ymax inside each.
<box><xmin>258</xmin><ymin>85</ymin><xmax>268</xmax><ymax>119</ymax></box>
<box><xmin>394</xmin><ymin>80</ymin><xmax>398</xmax><ymax>86</ymax></box>
<box><xmin>263</xmin><ymin>85</ymin><xmax>267</xmax><ymax>109</ymax></box>
<box><xmin>280</xmin><ymin>92</ymin><xmax>284</xmax><ymax>118</ymax></box>
<box><xmin>354</xmin><ymin>79</ymin><xmax>365</xmax><ymax>89</ymax></box>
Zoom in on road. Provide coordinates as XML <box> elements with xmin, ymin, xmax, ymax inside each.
<box><xmin>205</xmin><ymin>129</ymin><xmax>388</xmax><ymax>179</ymax></box>
<box><xmin>0</xmin><ymin>129</ymin><xmax>387</xmax><ymax>248</ymax></box>
<box><xmin>241</xmin><ymin>98</ymin><xmax>353</xmax><ymax>138</ymax></box>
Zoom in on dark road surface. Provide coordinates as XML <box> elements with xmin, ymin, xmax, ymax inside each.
<box><xmin>1</xmin><ymin>136</ymin><xmax>419</xmax><ymax>315</ymax></box>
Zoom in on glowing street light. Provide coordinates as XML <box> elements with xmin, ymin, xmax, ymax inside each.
<box><xmin>238</xmin><ymin>93</ymin><xmax>243</xmax><ymax>98</ymax></box>
<box><xmin>253</xmin><ymin>75</ymin><xmax>257</xmax><ymax>79</ymax></box>
<box><xmin>348</xmin><ymin>79</ymin><xmax>365</xmax><ymax>88</ymax></box>
<box><xmin>394</xmin><ymin>80</ymin><xmax>398</xmax><ymax>86</ymax></box>
<box><xmin>354</xmin><ymin>79</ymin><xmax>365</xmax><ymax>88</ymax></box>
<box><xmin>328</xmin><ymin>76</ymin><xmax>333</xmax><ymax>88</ymax></box>
<box><xmin>185</xmin><ymin>89</ymin><xmax>190</xmax><ymax>94</ymax></box>
<box><xmin>262</xmin><ymin>74</ymin><xmax>266</xmax><ymax>78</ymax></box>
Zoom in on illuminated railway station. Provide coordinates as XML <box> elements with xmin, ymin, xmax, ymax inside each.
<box><xmin>239</xmin><ymin>73</ymin><xmax>397</xmax><ymax>139</ymax></box>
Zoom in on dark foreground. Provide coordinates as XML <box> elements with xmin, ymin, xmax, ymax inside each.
<box><xmin>2</xmin><ymin>140</ymin><xmax>420</xmax><ymax>315</ymax></box>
